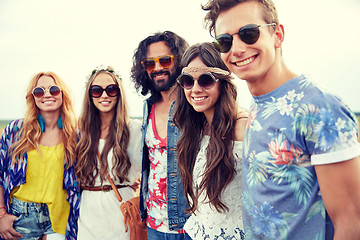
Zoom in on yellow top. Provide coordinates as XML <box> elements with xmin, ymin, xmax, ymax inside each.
<box><xmin>12</xmin><ymin>144</ymin><xmax>70</xmax><ymax>234</ymax></box>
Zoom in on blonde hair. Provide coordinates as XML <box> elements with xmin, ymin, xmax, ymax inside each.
<box><xmin>10</xmin><ymin>72</ymin><xmax>77</xmax><ymax>167</ymax></box>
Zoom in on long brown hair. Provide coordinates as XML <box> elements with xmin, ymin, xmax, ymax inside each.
<box><xmin>10</xmin><ymin>72</ymin><xmax>77</xmax><ymax>167</ymax></box>
<box><xmin>76</xmin><ymin>66</ymin><xmax>131</xmax><ymax>186</ymax></box>
<box><xmin>174</xmin><ymin>43</ymin><xmax>239</xmax><ymax>213</ymax></box>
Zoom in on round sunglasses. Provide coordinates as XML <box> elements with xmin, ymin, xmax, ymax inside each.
<box><xmin>177</xmin><ymin>72</ymin><xmax>219</xmax><ymax>90</ymax></box>
<box><xmin>213</xmin><ymin>23</ymin><xmax>276</xmax><ymax>53</ymax></box>
<box><xmin>89</xmin><ymin>84</ymin><xmax>120</xmax><ymax>98</ymax></box>
<box><xmin>32</xmin><ymin>85</ymin><xmax>61</xmax><ymax>98</ymax></box>
<box><xmin>141</xmin><ymin>55</ymin><xmax>176</xmax><ymax>71</ymax></box>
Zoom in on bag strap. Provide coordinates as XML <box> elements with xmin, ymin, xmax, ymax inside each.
<box><xmin>97</xmin><ymin>151</ymin><xmax>123</xmax><ymax>202</ymax></box>
<box><xmin>107</xmin><ymin>170</ymin><xmax>123</xmax><ymax>202</ymax></box>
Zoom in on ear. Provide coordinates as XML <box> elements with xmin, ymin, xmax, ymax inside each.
<box><xmin>274</xmin><ymin>24</ymin><xmax>285</xmax><ymax>48</ymax></box>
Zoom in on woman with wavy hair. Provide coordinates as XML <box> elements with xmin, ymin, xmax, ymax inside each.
<box><xmin>75</xmin><ymin>66</ymin><xmax>142</xmax><ymax>240</ymax></box>
<box><xmin>173</xmin><ymin>43</ymin><xmax>247</xmax><ymax>240</ymax></box>
<box><xmin>0</xmin><ymin>72</ymin><xmax>79</xmax><ymax>240</ymax></box>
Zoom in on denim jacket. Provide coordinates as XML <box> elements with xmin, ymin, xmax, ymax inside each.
<box><xmin>139</xmin><ymin>99</ymin><xmax>189</xmax><ymax>230</ymax></box>
<box><xmin>0</xmin><ymin>119</ymin><xmax>80</xmax><ymax>240</ymax></box>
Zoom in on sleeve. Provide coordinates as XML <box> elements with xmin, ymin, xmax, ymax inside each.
<box><xmin>0</xmin><ymin>126</ymin><xmax>8</xmax><ymax>186</ymax></box>
<box><xmin>298</xmin><ymin>93</ymin><xmax>360</xmax><ymax>165</ymax></box>
<box><xmin>127</xmin><ymin>119</ymin><xmax>143</xmax><ymax>175</ymax></box>
<box><xmin>64</xmin><ymin>165</ymin><xmax>80</xmax><ymax>240</ymax></box>
<box><xmin>0</xmin><ymin>120</ymin><xmax>19</xmax><ymax>186</ymax></box>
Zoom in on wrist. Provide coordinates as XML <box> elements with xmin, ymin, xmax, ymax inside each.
<box><xmin>0</xmin><ymin>209</ymin><xmax>7</xmax><ymax>219</ymax></box>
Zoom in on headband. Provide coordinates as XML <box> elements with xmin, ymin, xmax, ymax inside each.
<box><xmin>90</xmin><ymin>65</ymin><xmax>122</xmax><ymax>81</ymax></box>
<box><xmin>182</xmin><ymin>66</ymin><xmax>230</xmax><ymax>76</ymax></box>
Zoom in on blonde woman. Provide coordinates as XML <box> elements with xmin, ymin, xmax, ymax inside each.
<box><xmin>0</xmin><ymin>72</ymin><xmax>79</xmax><ymax>240</ymax></box>
<box><xmin>75</xmin><ymin>66</ymin><xmax>142</xmax><ymax>240</ymax></box>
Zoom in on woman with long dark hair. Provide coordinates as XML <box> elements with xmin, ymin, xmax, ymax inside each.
<box><xmin>174</xmin><ymin>43</ymin><xmax>247</xmax><ymax>240</ymax></box>
<box><xmin>75</xmin><ymin>66</ymin><xmax>142</xmax><ymax>239</ymax></box>
<box><xmin>0</xmin><ymin>72</ymin><xmax>78</xmax><ymax>240</ymax></box>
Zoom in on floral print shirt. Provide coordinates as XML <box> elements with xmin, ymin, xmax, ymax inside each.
<box><xmin>145</xmin><ymin>105</ymin><xmax>184</xmax><ymax>234</ymax></box>
<box><xmin>242</xmin><ymin>75</ymin><xmax>360</xmax><ymax>240</ymax></box>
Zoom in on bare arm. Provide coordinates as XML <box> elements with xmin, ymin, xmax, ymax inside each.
<box><xmin>234</xmin><ymin>116</ymin><xmax>248</xmax><ymax>142</ymax></box>
<box><xmin>315</xmin><ymin>156</ymin><xmax>360</xmax><ymax>239</ymax></box>
<box><xmin>0</xmin><ymin>187</ymin><xmax>23</xmax><ymax>240</ymax></box>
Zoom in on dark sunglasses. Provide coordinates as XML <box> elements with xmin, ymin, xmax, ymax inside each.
<box><xmin>32</xmin><ymin>85</ymin><xmax>61</xmax><ymax>98</ymax></box>
<box><xmin>89</xmin><ymin>84</ymin><xmax>120</xmax><ymax>98</ymax></box>
<box><xmin>177</xmin><ymin>72</ymin><xmax>219</xmax><ymax>90</ymax></box>
<box><xmin>141</xmin><ymin>55</ymin><xmax>176</xmax><ymax>71</ymax></box>
<box><xmin>213</xmin><ymin>23</ymin><xmax>276</xmax><ymax>53</ymax></box>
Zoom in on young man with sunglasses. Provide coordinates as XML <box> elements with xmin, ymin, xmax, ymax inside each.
<box><xmin>130</xmin><ymin>31</ymin><xmax>190</xmax><ymax>240</ymax></box>
<box><xmin>203</xmin><ymin>0</ymin><xmax>360</xmax><ymax>239</ymax></box>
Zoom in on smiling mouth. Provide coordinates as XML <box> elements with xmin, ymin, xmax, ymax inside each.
<box><xmin>154</xmin><ymin>73</ymin><xmax>167</xmax><ymax>79</ymax></box>
<box><xmin>151</xmin><ymin>71</ymin><xmax>170</xmax><ymax>80</ymax></box>
<box><xmin>42</xmin><ymin>100</ymin><xmax>55</xmax><ymax>103</ymax></box>
<box><xmin>235</xmin><ymin>56</ymin><xmax>256</xmax><ymax>67</ymax></box>
<box><xmin>192</xmin><ymin>96</ymin><xmax>207</xmax><ymax>101</ymax></box>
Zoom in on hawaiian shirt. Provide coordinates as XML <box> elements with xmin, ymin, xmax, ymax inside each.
<box><xmin>145</xmin><ymin>105</ymin><xmax>184</xmax><ymax>234</ymax></box>
<box><xmin>242</xmin><ymin>75</ymin><xmax>360</xmax><ymax>239</ymax></box>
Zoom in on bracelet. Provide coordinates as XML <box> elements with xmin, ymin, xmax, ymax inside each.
<box><xmin>0</xmin><ymin>206</ymin><xmax>5</xmax><ymax>210</ymax></box>
<box><xmin>0</xmin><ymin>210</ymin><xmax>7</xmax><ymax>219</ymax></box>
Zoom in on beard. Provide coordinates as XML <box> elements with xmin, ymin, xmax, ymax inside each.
<box><xmin>150</xmin><ymin>70</ymin><xmax>177</xmax><ymax>92</ymax></box>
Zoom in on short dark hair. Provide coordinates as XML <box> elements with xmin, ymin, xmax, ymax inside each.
<box><xmin>130</xmin><ymin>31</ymin><xmax>189</xmax><ymax>103</ymax></box>
<box><xmin>202</xmin><ymin>0</ymin><xmax>279</xmax><ymax>36</ymax></box>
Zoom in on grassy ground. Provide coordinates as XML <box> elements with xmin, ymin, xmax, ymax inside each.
<box><xmin>0</xmin><ymin>120</ymin><xmax>11</xmax><ymax>135</ymax></box>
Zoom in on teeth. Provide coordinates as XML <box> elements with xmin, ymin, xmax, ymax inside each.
<box><xmin>154</xmin><ymin>74</ymin><xmax>166</xmax><ymax>78</ymax></box>
<box><xmin>236</xmin><ymin>56</ymin><xmax>255</xmax><ymax>67</ymax></box>
<box><xmin>193</xmin><ymin>97</ymin><xmax>206</xmax><ymax>101</ymax></box>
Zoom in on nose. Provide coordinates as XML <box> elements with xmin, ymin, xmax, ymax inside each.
<box><xmin>231</xmin><ymin>35</ymin><xmax>246</xmax><ymax>56</ymax></box>
<box><xmin>43</xmin><ymin>89</ymin><xmax>52</xmax><ymax>97</ymax></box>
<box><xmin>192</xmin><ymin>80</ymin><xmax>203</xmax><ymax>92</ymax></box>
<box><xmin>153</xmin><ymin>61</ymin><xmax>163</xmax><ymax>71</ymax></box>
<box><xmin>100</xmin><ymin>90</ymin><xmax>108</xmax><ymax>98</ymax></box>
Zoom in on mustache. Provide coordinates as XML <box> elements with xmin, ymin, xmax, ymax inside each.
<box><xmin>150</xmin><ymin>70</ymin><xmax>170</xmax><ymax>79</ymax></box>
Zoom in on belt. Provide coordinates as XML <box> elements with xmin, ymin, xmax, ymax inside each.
<box><xmin>81</xmin><ymin>185</ymin><xmax>128</xmax><ymax>192</ymax></box>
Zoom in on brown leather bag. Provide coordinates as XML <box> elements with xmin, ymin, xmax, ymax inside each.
<box><xmin>107</xmin><ymin>173</ymin><xmax>148</xmax><ymax>240</ymax></box>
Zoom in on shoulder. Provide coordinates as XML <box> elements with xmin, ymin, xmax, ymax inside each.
<box><xmin>128</xmin><ymin>118</ymin><xmax>142</xmax><ymax>129</ymax></box>
<box><xmin>4</xmin><ymin>119</ymin><xmax>24</xmax><ymax>135</ymax></box>
<box><xmin>128</xmin><ymin>118</ymin><xmax>142</xmax><ymax>135</ymax></box>
<box><xmin>234</xmin><ymin>109</ymin><xmax>248</xmax><ymax>142</ymax></box>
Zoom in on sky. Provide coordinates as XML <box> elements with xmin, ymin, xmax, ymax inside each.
<box><xmin>0</xmin><ymin>0</ymin><xmax>359</xmax><ymax>120</ymax></box>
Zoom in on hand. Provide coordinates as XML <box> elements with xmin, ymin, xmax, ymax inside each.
<box><xmin>0</xmin><ymin>214</ymin><xmax>23</xmax><ymax>240</ymax></box>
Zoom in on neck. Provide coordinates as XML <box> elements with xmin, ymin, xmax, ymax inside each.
<box><xmin>99</xmin><ymin>111</ymin><xmax>114</xmax><ymax>139</ymax></box>
<box><xmin>100</xmin><ymin>111</ymin><xmax>114</xmax><ymax>128</ymax></box>
<box><xmin>204</xmin><ymin>109</ymin><xmax>214</xmax><ymax>130</ymax></box>
<box><xmin>159</xmin><ymin>88</ymin><xmax>176</xmax><ymax>104</ymax></box>
<box><xmin>247</xmin><ymin>55</ymin><xmax>297</xmax><ymax>96</ymax></box>
<box><xmin>39</xmin><ymin>111</ymin><xmax>60</xmax><ymax>130</ymax></box>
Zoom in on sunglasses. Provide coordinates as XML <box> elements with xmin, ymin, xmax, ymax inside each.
<box><xmin>32</xmin><ymin>85</ymin><xmax>61</xmax><ymax>98</ymax></box>
<box><xmin>177</xmin><ymin>72</ymin><xmax>219</xmax><ymax>90</ymax></box>
<box><xmin>141</xmin><ymin>55</ymin><xmax>176</xmax><ymax>71</ymax></box>
<box><xmin>213</xmin><ymin>23</ymin><xmax>276</xmax><ymax>53</ymax></box>
<box><xmin>89</xmin><ymin>84</ymin><xmax>120</xmax><ymax>98</ymax></box>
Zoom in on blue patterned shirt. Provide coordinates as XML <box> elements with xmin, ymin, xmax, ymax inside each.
<box><xmin>242</xmin><ymin>75</ymin><xmax>360</xmax><ymax>239</ymax></box>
